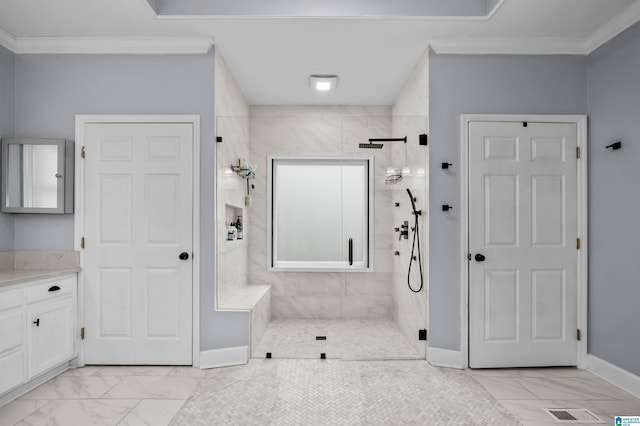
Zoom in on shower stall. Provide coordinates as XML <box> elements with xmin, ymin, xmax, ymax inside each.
<box><xmin>215</xmin><ymin>106</ymin><xmax>428</xmax><ymax>360</ymax></box>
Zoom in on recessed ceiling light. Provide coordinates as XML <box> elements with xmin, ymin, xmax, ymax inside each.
<box><xmin>310</xmin><ymin>75</ymin><xmax>338</xmax><ymax>92</ymax></box>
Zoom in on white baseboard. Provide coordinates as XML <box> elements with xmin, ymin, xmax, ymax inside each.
<box><xmin>199</xmin><ymin>346</ymin><xmax>248</xmax><ymax>370</ymax></box>
<box><xmin>587</xmin><ymin>354</ymin><xmax>640</xmax><ymax>398</ymax></box>
<box><xmin>0</xmin><ymin>363</ymin><xmax>69</xmax><ymax>407</ymax></box>
<box><xmin>427</xmin><ymin>346</ymin><xmax>464</xmax><ymax>369</ymax></box>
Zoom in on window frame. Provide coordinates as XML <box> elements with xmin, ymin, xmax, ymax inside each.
<box><xmin>267</xmin><ymin>155</ymin><xmax>374</xmax><ymax>272</ymax></box>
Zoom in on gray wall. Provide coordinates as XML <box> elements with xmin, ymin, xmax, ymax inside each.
<box><xmin>13</xmin><ymin>52</ymin><xmax>248</xmax><ymax>350</ymax></box>
<box><xmin>428</xmin><ymin>52</ymin><xmax>587</xmax><ymax>350</ymax></box>
<box><xmin>587</xmin><ymin>22</ymin><xmax>640</xmax><ymax>375</ymax></box>
<box><xmin>0</xmin><ymin>45</ymin><xmax>15</xmax><ymax>251</ymax></box>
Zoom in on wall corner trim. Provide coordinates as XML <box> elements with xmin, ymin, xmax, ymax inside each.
<box><xmin>0</xmin><ymin>26</ymin><xmax>17</xmax><ymax>52</ymax></box>
<box><xmin>199</xmin><ymin>346</ymin><xmax>249</xmax><ymax>370</ymax></box>
<box><xmin>427</xmin><ymin>347</ymin><xmax>464</xmax><ymax>369</ymax></box>
<box><xmin>586</xmin><ymin>354</ymin><xmax>640</xmax><ymax>399</ymax></box>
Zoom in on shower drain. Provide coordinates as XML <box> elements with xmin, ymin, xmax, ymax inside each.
<box><xmin>544</xmin><ymin>408</ymin><xmax>603</xmax><ymax>423</ymax></box>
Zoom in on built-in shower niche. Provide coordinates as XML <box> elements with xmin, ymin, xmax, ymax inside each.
<box><xmin>224</xmin><ymin>203</ymin><xmax>244</xmax><ymax>241</ymax></box>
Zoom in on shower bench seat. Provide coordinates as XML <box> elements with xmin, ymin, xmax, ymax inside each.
<box><xmin>218</xmin><ymin>284</ymin><xmax>271</xmax><ymax>310</ymax></box>
<box><xmin>217</xmin><ymin>284</ymin><xmax>271</xmax><ymax>360</ymax></box>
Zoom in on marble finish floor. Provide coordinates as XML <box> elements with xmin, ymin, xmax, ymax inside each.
<box><xmin>252</xmin><ymin>319</ymin><xmax>423</xmax><ymax>360</ymax></box>
<box><xmin>0</xmin><ymin>362</ymin><xmax>638</xmax><ymax>425</ymax></box>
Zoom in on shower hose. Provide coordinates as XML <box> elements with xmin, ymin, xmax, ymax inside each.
<box><xmin>406</xmin><ymin>189</ymin><xmax>424</xmax><ymax>293</ymax></box>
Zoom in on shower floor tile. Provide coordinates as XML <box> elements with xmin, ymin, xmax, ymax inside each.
<box><xmin>252</xmin><ymin>319</ymin><xmax>422</xmax><ymax>360</ymax></box>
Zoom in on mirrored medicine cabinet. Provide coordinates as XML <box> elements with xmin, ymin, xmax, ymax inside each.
<box><xmin>1</xmin><ymin>138</ymin><xmax>74</xmax><ymax>214</ymax></box>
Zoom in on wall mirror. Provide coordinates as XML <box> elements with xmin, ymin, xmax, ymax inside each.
<box><xmin>267</xmin><ymin>155</ymin><xmax>373</xmax><ymax>271</ymax></box>
<box><xmin>1</xmin><ymin>138</ymin><xmax>74</xmax><ymax>214</ymax></box>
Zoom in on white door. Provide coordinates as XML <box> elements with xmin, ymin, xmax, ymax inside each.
<box><xmin>83</xmin><ymin>123</ymin><xmax>193</xmax><ymax>365</ymax></box>
<box><xmin>468</xmin><ymin>121</ymin><xmax>578</xmax><ymax>368</ymax></box>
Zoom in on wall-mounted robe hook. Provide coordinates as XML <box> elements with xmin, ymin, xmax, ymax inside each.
<box><xmin>441</xmin><ymin>162</ymin><xmax>452</xmax><ymax>169</ymax></box>
<box><xmin>606</xmin><ymin>141</ymin><xmax>622</xmax><ymax>150</ymax></box>
<box><xmin>442</xmin><ymin>205</ymin><xmax>453</xmax><ymax>212</ymax></box>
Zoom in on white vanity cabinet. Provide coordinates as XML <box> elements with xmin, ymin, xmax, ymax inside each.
<box><xmin>0</xmin><ymin>275</ymin><xmax>77</xmax><ymax>398</ymax></box>
<box><xmin>0</xmin><ymin>287</ymin><xmax>26</xmax><ymax>394</ymax></box>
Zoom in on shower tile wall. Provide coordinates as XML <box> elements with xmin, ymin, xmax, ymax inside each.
<box><xmin>248</xmin><ymin>106</ymin><xmax>394</xmax><ymax>319</ymax></box>
<box><xmin>390</xmin><ymin>49</ymin><xmax>429</xmax><ymax>357</ymax></box>
<box><xmin>214</xmin><ymin>51</ymin><xmax>251</xmax><ymax>298</ymax></box>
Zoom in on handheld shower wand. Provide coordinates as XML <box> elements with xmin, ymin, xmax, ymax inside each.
<box><xmin>406</xmin><ymin>189</ymin><xmax>424</xmax><ymax>293</ymax></box>
<box><xmin>406</xmin><ymin>189</ymin><xmax>420</xmax><ymax>215</ymax></box>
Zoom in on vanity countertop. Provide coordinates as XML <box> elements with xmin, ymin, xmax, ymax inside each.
<box><xmin>0</xmin><ymin>251</ymin><xmax>81</xmax><ymax>289</ymax></box>
<box><xmin>0</xmin><ymin>268</ymin><xmax>81</xmax><ymax>288</ymax></box>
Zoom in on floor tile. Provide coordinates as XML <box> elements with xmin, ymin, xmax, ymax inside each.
<box><xmin>61</xmin><ymin>366</ymin><xmax>101</xmax><ymax>377</ymax></box>
<box><xmin>588</xmin><ymin>399</ymin><xmax>640</xmax><ymax>417</ymax></box>
<box><xmin>167</xmin><ymin>367</ymin><xmax>211</xmax><ymax>378</ymax></box>
<box><xmin>474</xmin><ymin>376</ymin><xmax>539</xmax><ymax>400</ymax></box>
<box><xmin>16</xmin><ymin>399</ymin><xmax>138</xmax><ymax>426</ymax></box>
<box><xmin>0</xmin><ymin>400</ymin><xmax>48</xmax><ymax>426</ymax></box>
<box><xmin>499</xmin><ymin>399</ymin><xmax>607</xmax><ymax>425</ymax></box>
<box><xmin>102</xmin><ymin>376</ymin><xmax>199</xmax><ymax>399</ymax></box>
<box><xmin>170</xmin><ymin>359</ymin><xmax>519</xmax><ymax>425</ymax></box>
<box><xmin>469</xmin><ymin>368</ymin><xmax>548</xmax><ymax>379</ymax></box>
<box><xmin>93</xmin><ymin>366</ymin><xmax>175</xmax><ymax>377</ymax></box>
<box><xmin>253</xmin><ymin>318</ymin><xmax>421</xmax><ymax>360</ymax></box>
<box><xmin>517</xmin><ymin>377</ymin><xmax>635</xmax><ymax>400</ymax></box>
<box><xmin>19</xmin><ymin>376</ymin><xmax>122</xmax><ymax>400</ymax></box>
<box><xmin>117</xmin><ymin>400</ymin><xmax>185</xmax><ymax>426</ymax></box>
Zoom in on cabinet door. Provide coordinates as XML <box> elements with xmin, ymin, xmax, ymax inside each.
<box><xmin>28</xmin><ymin>297</ymin><xmax>74</xmax><ymax>378</ymax></box>
<box><xmin>0</xmin><ymin>309</ymin><xmax>26</xmax><ymax>394</ymax></box>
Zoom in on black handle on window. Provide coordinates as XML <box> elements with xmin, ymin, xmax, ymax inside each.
<box><xmin>348</xmin><ymin>238</ymin><xmax>353</xmax><ymax>266</ymax></box>
<box><xmin>48</xmin><ymin>285</ymin><xmax>61</xmax><ymax>292</ymax></box>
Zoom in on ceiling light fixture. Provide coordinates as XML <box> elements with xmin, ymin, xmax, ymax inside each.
<box><xmin>310</xmin><ymin>75</ymin><xmax>338</xmax><ymax>92</ymax></box>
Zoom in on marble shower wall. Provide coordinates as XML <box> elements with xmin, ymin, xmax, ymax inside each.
<box><xmin>214</xmin><ymin>52</ymin><xmax>251</xmax><ymax>299</ymax></box>
<box><xmin>391</xmin><ymin>49</ymin><xmax>429</xmax><ymax>357</ymax></box>
<box><xmin>248</xmin><ymin>106</ymin><xmax>395</xmax><ymax>319</ymax></box>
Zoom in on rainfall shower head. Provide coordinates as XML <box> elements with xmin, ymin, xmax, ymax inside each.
<box><xmin>359</xmin><ymin>142</ymin><xmax>384</xmax><ymax>149</ymax></box>
<box><xmin>358</xmin><ymin>137</ymin><xmax>407</xmax><ymax>149</ymax></box>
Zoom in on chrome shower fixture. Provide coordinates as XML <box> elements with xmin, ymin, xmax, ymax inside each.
<box><xmin>358</xmin><ymin>136</ymin><xmax>407</xmax><ymax>149</ymax></box>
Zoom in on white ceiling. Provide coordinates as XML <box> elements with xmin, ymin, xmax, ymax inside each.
<box><xmin>0</xmin><ymin>0</ymin><xmax>638</xmax><ymax>105</ymax></box>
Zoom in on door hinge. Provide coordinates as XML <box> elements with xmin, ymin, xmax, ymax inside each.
<box><xmin>80</xmin><ymin>327</ymin><xmax>85</xmax><ymax>340</ymax></box>
<box><xmin>81</xmin><ymin>146</ymin><xmax>86</xmax><ymax>158</ymax></box>
<box><xmin>576</xmin><ymin>147</ymin><xmax>581</xmax><ymax>159</ymax></box>
<box><xmin>577</xmin><ymin>329</ymin><xmax>581</xmax><ymax>341</ymax></box>
<box><xmin>81</xmin><ymin>237</ymin><xmax>85</xmax><ymax>249</ymax></box>
<box><xmin>468</xmin><ymin>253</ymin><xmax>472</xmax><ymax>261</ymax></box>
<box><xmin>576</xmin><ymin>238</ymin><xmax>581</xmax><ymax>250</ymax></box>
<box><xmin>216</xmin><ymin>136</ymin><xmax>222</xmax><ymax>143</ymax></box>
<box><xmin>419</xmin><ymin>329</ymin><xmax>428</xmax><ymax>341</ymax></box>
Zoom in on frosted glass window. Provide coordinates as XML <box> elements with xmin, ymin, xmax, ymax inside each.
<box><xmin>269</xmin><ymin>157</ymin><xmax>372</xmax><ymax>271</ymax></box>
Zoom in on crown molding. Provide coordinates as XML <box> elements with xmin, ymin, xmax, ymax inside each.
<box><xmin>13</xmin><ymin>36</ymin><xmax>214</xmax><ymax>54</ymax></box>
<box><xmin>430</xmin><ymin>37</ymin><xmax>589</xmax><ymax>55</ymax></box>
<box><xmin>0</xmin><ymin>26</ymin><xmax>17</xmax><ymax>52</ymax></box>
<box><xmin>431</xmin><ymin>2</ymin><xmax>640</xmax><ymax>56</ymax></box>
<box><xmin>585</xmin><ymin>0</ymin><xmax>640</xmax><ymax>53</ymax></box>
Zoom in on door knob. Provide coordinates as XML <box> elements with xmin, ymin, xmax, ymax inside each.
<box><xmin>179</xmin><ymin>252</ymin><xmax>190</xmax><ymax>260</ymax></box>
<box><xmin>474</xmin><ymin>253</ymin><xmax>486</xmax><ymax>262</ymax></box>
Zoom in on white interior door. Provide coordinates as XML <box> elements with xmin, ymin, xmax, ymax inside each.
<box><xmin>468</xmin><ymin>121</ymin><xmax>578</xmax><ymax>368</ymax></box>
<box><xmin>83</xmin><ymin>122</ymin><xmax>193</xmax><ymax>365</ymax></box>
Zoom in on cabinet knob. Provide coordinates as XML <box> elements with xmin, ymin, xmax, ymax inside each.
<box><xmin>33</xmin><ymin>318</ymin><xmax>40</xmax><ymax>326</ymax></box>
